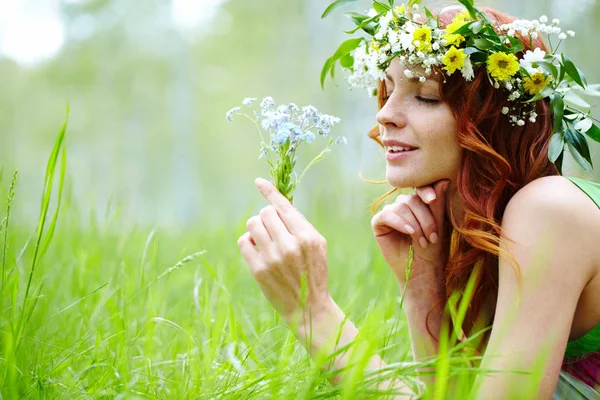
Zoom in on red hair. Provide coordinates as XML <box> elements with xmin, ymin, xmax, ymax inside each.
<box><xmin>368</xmin><ymin>8</ymin><xmax>559</xmax><ymax>338</ymax></box>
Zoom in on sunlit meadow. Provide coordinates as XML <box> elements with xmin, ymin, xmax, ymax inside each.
<box><xmin>2</xmin><ymin>0</ymin><xmax>599</xmax><ymax>398</ymax></box>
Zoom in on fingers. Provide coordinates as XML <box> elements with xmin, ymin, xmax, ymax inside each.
<box><xmin>394</xmin><ymin>180</ymin><xmax>450</xmax><ymax>248</ymax></box>
<box><xmin>246</xmin><ymin>215</ymin><xmax>272</xmax><ymax>249</ymax></box>
<box><xmin>372</xmin><ymin>205</ymin><xmax>419</xmax><ymax>237</ymax></box>
<box><xmin>237</xmin><ymin>232</ymin><xmax>263</xmax><ymax>272</ymax></box>
<box><xmin>428</xmin><ymin>180</ymin><xmax>450</xmax><ymax>225</ymax></box>
<box><xmin>259</xmin><ymin>205</ymin><xmax>292</xmax><ymax>242</ymax></box>
<box><xmin>392</xmin><ymin>198</ymin><xmax>432</xmax><ymax>248</ymax></box>
<box><xmin>387</xmin><ymin>201</ymin><xmax>424</xmax><ymax>237</ymax></box>
<box><xmin>255</xmin><ymin>178</ymin><xmax>308</xmax><ymax>235</ymax></box>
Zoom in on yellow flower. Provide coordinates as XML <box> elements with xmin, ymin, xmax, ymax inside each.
<box><xmin>523</xmin><ymin>72</ymin><xmax>552</xmax><ymax>95</ymax></box>
<box><xmin>442</xmin><ymin>46</ymin><xmax>466</xmax><ymax>74</ymax></box>
<box><xmin>486</xmin><ymin>52</ymin><xmax>520</xmax><ymax>81</ymax></box>
<box><xmin>442</xmin><ymin>13</ymin><xmax>469</xmax><ymax>47</ymax></box>
<box><xmin>371</xmin><ymin>38</ymin><xmax>380</xmax><ymax>51</ymax></box>
<box><xmin>392</xmin><ymin>4</ymin><xmax>405</xmax><ymax>22</ymax></box>
<box><xmin>413</xmin><ymin>26</ymin><xmax>432</xmax><ymax>52</ymax></box>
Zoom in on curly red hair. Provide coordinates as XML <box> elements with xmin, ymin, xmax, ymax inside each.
<box><xmin>368</xmin><ymin>7</ymin><xmax>560</xmax><ymax>337</ymax></box>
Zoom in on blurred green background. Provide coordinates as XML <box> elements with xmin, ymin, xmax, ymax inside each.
<box><xmin>1</xmin><ymin>1</ymin><xmax>599</xmax><ymax>398</ymax></box>
<box><xmin>1</xmin><ymin>0</ymin><xmax>599</xmax><ymax>229</ymax></box>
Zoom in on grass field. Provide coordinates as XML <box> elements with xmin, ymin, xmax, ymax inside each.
<box><xmin>0</xmin><ymin>115</ymin><xmax>544</xmax><ymax>399</ymax></box>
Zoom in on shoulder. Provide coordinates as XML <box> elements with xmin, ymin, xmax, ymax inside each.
<box><xmin>503</xmin><ymin>175</ymin><xmax>593</xmax><ymax>225</ymax></box>
<box><xmin>501</xmin><ymin>175</ymin><xmax>599</xmax><ymax>276</ymax></box>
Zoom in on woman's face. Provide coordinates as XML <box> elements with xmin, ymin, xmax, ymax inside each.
<box><xmin>376</xmin><ymin>59</ymin><xmax>463</xmax><ymax>189</ymax></box>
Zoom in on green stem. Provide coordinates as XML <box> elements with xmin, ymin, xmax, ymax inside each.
<box><xmin>238</xmin><ymin>113</ymin><xmax>268</xmax><ymax>149</ymax></box>
<box><xmin>296</xmin><ymin>139</ymin><xmax>334</xmax><ymax>186</ymax></box>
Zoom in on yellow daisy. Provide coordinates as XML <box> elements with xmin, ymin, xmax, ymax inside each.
<box><xmin>413</xmin><ymin>26</ymin><xmax>432</xmax><ymax>52</ymax></box>
<box><xmin>442</xmin><ymin>46</ymin><xmax>466</xmax><ymax>74</ymax></box>
<box><xmin>442</xmin><ymin>13</ymin><xmax>469</xmax><ymax>47</ymax></box>
<box><xmin>487</xmin><ymin>52</ymin><xmax>520</xmax><ymax>81</ymax></box>
<box><xmin>523</xmin><ymin>72</ymin><xmax>552</xmax><ymax>95</ymax></box>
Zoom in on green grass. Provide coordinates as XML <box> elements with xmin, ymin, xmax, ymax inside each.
<box><xmin>0</xmin><ymin>113</ymin><xmax>547</xmax><ymax>399</ymax></box>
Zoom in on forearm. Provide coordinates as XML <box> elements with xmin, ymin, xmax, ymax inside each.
<box><xmin>401</xmin><ymin>266</ymin><xmax>449</xmax><ymax>383</ymax></box>
<box><xmin>290</xmin><ymin>297</ymin><xmax>415</xmax><ymax>398</ymax></box>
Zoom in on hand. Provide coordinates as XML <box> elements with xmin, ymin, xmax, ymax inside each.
<box><xmin>237</xmin><ymin>178</ymin><xmax>332</xmax><ymax>322</ymax></box>
<box><xmin>370</xmin><ymin>180</ymin><xmax>451</xmax><ymax>284</ymax></box>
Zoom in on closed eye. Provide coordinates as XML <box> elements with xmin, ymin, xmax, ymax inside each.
<box><xmin>416</xmin><ymin>96</ymin><xmax>439</xmax><ymax>104</ymax></box>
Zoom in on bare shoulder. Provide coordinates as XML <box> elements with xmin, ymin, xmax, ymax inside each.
<box><xmin>503</xmin><ymin>175</ymin><xmax>600</xmax><ymax>271</ymax></box>
<box><xmin>506</xmin><ymin>175</ymin><xmax>599</xmax><ymax>217</ymax></box>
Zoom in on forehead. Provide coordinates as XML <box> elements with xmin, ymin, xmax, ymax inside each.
<box><xmin>384</xmin><ymin>59</ymin><xmax>441</xmax><ymax>83</ymax></box>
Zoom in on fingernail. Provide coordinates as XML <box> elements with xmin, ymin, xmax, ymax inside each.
<box><xmin>404</xmin><ymin>224</ymin><xmax>415</xmax><ymax>234</ymax></box>
<box><xmin>430</xmin><ymin>232</ymin><xmax>438</xmax><ymax>244</ymax></box>
<box><xmin>255</xmin><ymin>177</ymin><xmax>266</xmax><ymax>188</ymax></box>
<box><xmin>419</xmin><ymin>237</ymin><xmax>428</xmax><ymax>249</ymax></box>
<box><xmin>425</xmin><ymin>193</ymin><xmax>436</xmax><ymax>203</ymax></box>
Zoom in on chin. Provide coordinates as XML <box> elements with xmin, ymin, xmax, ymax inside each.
<box><xmin>386</xmin><ymin>172</ymin><xmax>419</xmax><ymax>189</ymax></box>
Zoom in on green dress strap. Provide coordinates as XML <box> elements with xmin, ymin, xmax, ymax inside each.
<box><xmin>564</xmin><ymin>176</ymin><xmax>600</xmax><ymax>358</ymax></box>
<box><xmin>565</xmin><ymin>176</ymin><xmax>600</xmax><ymax>209</ymax></box>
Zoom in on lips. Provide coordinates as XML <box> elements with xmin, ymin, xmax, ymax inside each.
<box><xmin>382</xmin><ymin>139</ymin><xmax>418</xmax><ymax>150</ymax></box>
<box><xmin>386</xmin><ymin>148</ymin><xmax>417</xmax><ymax>161</ymax></box>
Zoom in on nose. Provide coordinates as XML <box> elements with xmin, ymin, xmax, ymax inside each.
<box><xmin>375</xmin><ymin>94</ymin><xmax>407</xmax><ymax>130</ymax></box>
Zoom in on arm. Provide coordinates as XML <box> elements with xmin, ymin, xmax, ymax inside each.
<box><xmin>370</xmin><ymin>180</ymin><xmax>452</xmax><ymax>385</ymax></box>
<box><xmin>471</xmin><ymin>179</ymin><xmax>596</xmax><ymax>399</ymax></box>
<box><xmin>291</xmin><ymin>297</ymin><xmax>415</xmax><ymax>397</ymax></box>
<box><xmin>402</xmin><ymin>263</ymin><xmax>449</xmax><ymax>367</ymax></box>
<box><xmin>239</xmin><ymin>178</ymin><xmax>418</xmax><ymax>397</ymax></box>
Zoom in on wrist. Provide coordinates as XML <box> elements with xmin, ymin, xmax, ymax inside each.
<box><xmin>289</xmin><ymin>297</ymin><xmax>346</xmax><ymax>340</ymax></box>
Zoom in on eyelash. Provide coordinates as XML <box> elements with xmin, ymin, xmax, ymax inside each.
<box><xmin>382</xmin><ymin>93</ymin><xmax>439</xmax><ymax>104</ymax></box>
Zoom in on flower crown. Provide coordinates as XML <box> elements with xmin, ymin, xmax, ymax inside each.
<box><xmin>321</xmin><ymin>0</ymin><xmax>600</xmax><ymax>175</ymax></box>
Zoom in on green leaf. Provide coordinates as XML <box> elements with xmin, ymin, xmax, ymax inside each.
<box><xmin>473</xmin><ymin>38</ymin><xmax>493</xmax><ymax>50</ymax></box>
<box><xmin>537</xmin><ymin>61</ymin><xmax>558</xmax><ymax>81</ymax></box>
<box><xmin>344</xmin><ymin>11</ymin><xmax>370</xmax><ymax>26</ymax></box>
<box><xmin>424</xmin><ymin>6</ymin><xmax>435</xmax><ymax>20</ymax></box>
<box><xmin>548</xmin><ymin>132</ymin><xmax>564</xmax><ymax>163</ymax></box>
<box><xmin>566</xmin><ymin>140</ymin><xmax>593</xmax><ymax>174</ymax></box>
<box><xmin>565</xmin><ymin>123</ymin><xmax>593</xmax><ymax>167</ymax></box>
<box><xmin>470</xmin><ymin>20</ymin><xmax>484</xmax><ymax>34</ymax></box>
<box><xmin>564</xmin><ymin>90</ymin><xmax>592</xmax><ymax>111</ymax></box>
<box><xmin>562</xmin><ymin>54</ymin><xmax>585</xmax><ymax>88</ymax></box>
<box><xmin>453</xmin><ymin>20</ymin><xmax>480</xmax><ymax>35</ymax></box>
<box><xmin>554</xmin><ymin>149</ymin><xmax>564</xmax><ymax>174</ymax></box>
<box><xmin>456</xmin><ymin>0</ymin><xmax>476</xmax><ymax>19</ymax></box>
<box><xmin>550</xmin><ymin>93</ymin><xmax>564</xmax><ymax>131</ymax></box>
<box><xmin>505</xmin><ymin>36</ymin><xmax>524</xmax><ymax>53</ymax></box>
<box><xmin>388</xmin><ymin>0</ymin><xmax>394</xmax><ymax>7</ymax></box>
<box><xmin>586</xmin><ymin>123</ymin><xmax>600</xmax><ymax>143</ymax></box>
<box><xmin>524</xmin><ymin>86</ymin><xmax>554</xmax><ymax>103</ymax></box>
<box><xmin>331</xmin><ymin>37</ymin><xmax>364</xmax><ymax>61</ymax></box>
<box><xmin>321</xmin><ymin>0</ymin><xmax>359</xmax><ymax>19</ymax></box>
<box><xmin>320</xmin><ymin>57</ymin><xmax>335</xmax><ymax>89</ymax></box>
<box><xmin>558</xmin><ymin>63</ymin><xmax>566</xmax><ymax>83</ymax></box>
<box><xmin>463</xmin><ymin>47</ymin><xmax>482</xmax><ymax>56</ymax></box>
<box><xmin>373</xmin><ymin>1</ymin><xmax>391</xmax><ymax>13</ymax></box>
<box><xmin>344</xmin><ymin>13</ymin><xmax>381</xmax><ymax>34</ymax></box>
<box><xmin>340</xmin><ymin>53</ymin><xmax>354</xmax><ymax>68</ymax></box>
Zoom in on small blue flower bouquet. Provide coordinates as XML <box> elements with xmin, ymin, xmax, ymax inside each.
<box><xmin>227</xmin><ymin>97</ymin><xmax>346</xmax><ymax>203</ymax></box>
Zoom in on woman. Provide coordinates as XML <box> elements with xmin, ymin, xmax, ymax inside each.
<box><xmin>237</xmin><ymin>3</ymin><xmax>600</xmax><ymax>399</ymax></box>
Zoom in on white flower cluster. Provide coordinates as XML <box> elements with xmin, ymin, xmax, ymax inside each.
<box><xmin>348</xmin><ymin>6</ymin><xmax>451</xmax><ymax>92</ymax></box>
<box><xmin>499</xmin><ymin>16</ymin><xmax>575</xmax><ymax>40</ymax></box>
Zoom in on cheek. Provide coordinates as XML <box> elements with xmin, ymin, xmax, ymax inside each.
<box><xmin>423</xmin><ymin>115</ymin><xmax>461</xmax><ymax>165</ymax></box>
